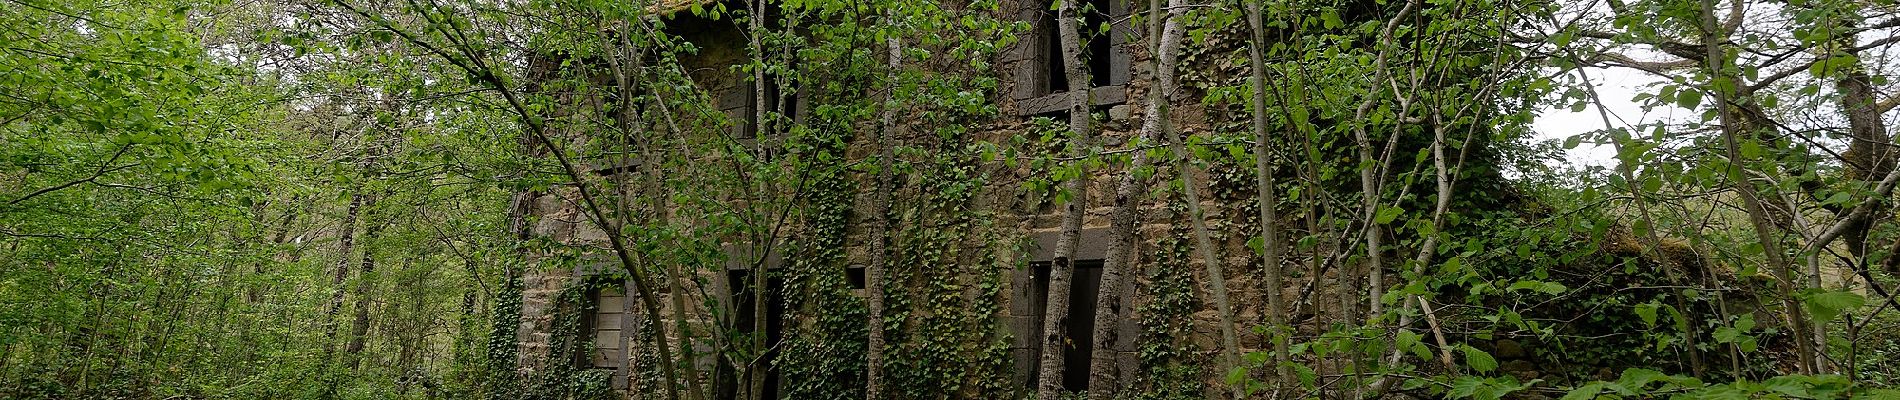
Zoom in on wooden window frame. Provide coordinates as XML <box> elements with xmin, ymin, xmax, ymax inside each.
<box><xmin>1007</xmin><ymin>0</ymin><xmax>1136</xmax><ymax>116</ymax></box>
<box><xmin>572</xmin><ymin>262</ymin><xmax>637</xmax><ymax>390</ymax></box>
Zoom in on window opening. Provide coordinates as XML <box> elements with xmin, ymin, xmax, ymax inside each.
<box><xmin>1026</xmin><ymin>259</ymin><xmax>1104</xmax><ymax>392</ymax></box>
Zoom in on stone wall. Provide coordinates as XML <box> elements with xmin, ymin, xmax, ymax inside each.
<box><xmin>509</xmin><ymin>0</ymin><xmax>1288</xmax><ymax>397</ymax></box>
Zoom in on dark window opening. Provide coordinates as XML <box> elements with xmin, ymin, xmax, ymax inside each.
<box><xmin>1026</xmin><ymin>259</ymin><xmax>1104</xmax><ymax>393</ymax></box>
<box><xmin>1041</xmin><ymin>0</ymin><xmax>1117</xmax><ymax>94</ymax></box>
<box><xmin>1016</xmin><ymin>0</ymin><xmax>1129</xmax><ymax>116</ymax></box>
<box><xmin>846</xmin><ymin>265</ymin><xmax>867</xmax><ymax>290</ymax></box>
<box><xmin>574</xmin><ymin>286</ymin><xmax>603</xmax><ymax>370</ymax></box>
<box><xmin>742</xmin><ymin>75</ymin><xmax>798</xmax><ymax>139</ymax></box>
<box><xmin>730</xmin><ymin>73</ymin><xmax>801</xmax><ymax>162</ymax></box>
<box><xmin>718</xmin><ymin>269</ymin><xmax>785</xmax><ymax>400</ymax></box>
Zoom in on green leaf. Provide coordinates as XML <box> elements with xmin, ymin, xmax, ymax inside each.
<box><xmin>1740</xmin><ymin>139</ymin><xmax>1763</xmax><ymax>159</ymax></box>
<box><xmin>1803</xmin><ymin>290</ymin><xmax>1865</xmax><ymax>323</ymax></box>
<box><xmin>1676</xmin><ymin>89</ymin><xmax>1702</xmax><ymax>109</ymax></box>
<box><xmin>1560</xmin><ymin>382</ymin><xmax>1608</xmax><ymax>400</ymax></box>
<box><xmin>1292</xmin><ymin>363</ymin><xmax>1318</xmax><ymax>388</ymax></box>
<box><xmin>1397</xmin><ymin>329</ymin><xmax>1428</xmax><ymax>360</ymax></box>
<box><xmin>1538</xmin><ymin>282</ymin><xmax>1568</xmax><ymax>295</ymax></box>
<box><xmin>1462</xmin><ymin>345</ymin><xmax>1498</xmax><ymax>373</ymax></box>
<box><xmin>1225</xmin><ymin>366</ymin><xmax>1249</xmax><ymax>386</ymax></box>
<box><xmin>1375</xmin><ymin>206</ymin><xmax>1404</xmax><ymax>225</ymax></box>
<box><xmin>1856</xmin><ymin>389</ymin><xmax>1900</xmax><ymax>400</ymax></box>
<box><xmin>1824</xmin><ymin>191</ymin><xmax>1851</xmax><ymax>206</ymax></box>
<box><xmin>1634</xmin><ymin>302</ymin><xmax>1660</xmax><ymax>328</ymax></box>
<box><xmin>1615</xmin><ymin>368</ymin><xmax>1667</xmax><ymax>391</ymax></box>
<box><xmin>1712</xmin><ymin>327</ymin><xmax>1742</xmax><ymax>343</ymax></box>
<box><xmin>1321</xmin><ymin>10</ymin><xmax>1342</xmax><ymax>29</ymax></box>
<box><xmin>1449</xmin><ymin>376</ymin><xmax>1485</xmax><ymax>398</ymax></box>
<box><xmin>1762</xmin><ymin>375</ymin><xmax>1815</xmax><ymax>397</ymax></box>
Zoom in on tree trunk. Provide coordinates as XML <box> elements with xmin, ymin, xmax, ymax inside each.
<box><xmin>1081</xmin><ymin>0</ymin><xmax>1156</xmax><ymax>393</ymax></box>
<box><xmin>1038</xmin><ymin>0</ymin><xmax>1097</xmax><ymax>397</ymax></box>
<box><xmin>323</xmin><ymin>193</ymin><xmax>364</xmax><ymax>362</ymax></box>
<box><xmin>1345</xmin><ymin>2</ymin><xmax>1419</xmax><ymax>395</ymax></box>
<box><xmin>1164</xmin><ymin>126</ymin><xmax>1249</xmax><ymax>397</ymax></box>
<box><xmin>1349</xmin><ymin>0</ymin><xmax>1420</xmax><ymax>325</ymax></box>
<box><xmin>865</xmin><ymin>28</ymin><xmax>901</xmax><ymax>400</ymax></box>
<box><xmin>251</xmin><ymin>196</ymin><xmax>301</xmax><ymax>304</ymax></box>
<box><xmin>1829</xmin><ymin>18</ymin><xmax>1894</xmax><ymax>261</ymax></box>
<box><xmin>1695</xmin><ymin>0</ymin><xmax>1818</xmax><ymax>373</ymax></box>
<box><xmin>747</xmin><ymin>3</ymin><xmax>772</xmax><ymax>397</ymax></box>
<box><xmin>1242</xmin><ymin>0</ymin><xmax>1292</xmax><ymax>387</ymax></box>
<box><xmin>346</xmin><ymin>196</ymin><xmax>382</xmax><ymax>370</ymax></box>
<box><xmin>396</xmin><ymin>257</ymin><xmax>423</xmax><ymax>395</ymax></box>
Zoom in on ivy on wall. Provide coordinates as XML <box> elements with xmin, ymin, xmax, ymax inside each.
<box><xmin>1137</xmin><ymin>186</ymin><xmax>1210</xmax><ymax>400</ymax></box>
<box><xmin>880</xmin><ymin>132</ymin><xmax>1014</xmax><ymax>399</ymax></box>
<box><xmin>777</xmin><ymin>139</ymin><xmax>870</xmax><ymax>400</ymax></box>
<box><xmin>485</xmin><ymin>277</ymin><xmax>525</xmax><ymax>400</ymax></box>
<box><xmin>480</xmin><ymin>270</ymin><xmax>622</xmax><ymax>400</ymax></box>
<box><xmin>524</xmin><ymin>276</ymin><xmax>622</xmax><ymax>400</ymax></box>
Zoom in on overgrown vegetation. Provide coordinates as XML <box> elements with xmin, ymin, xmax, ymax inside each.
<box><xmin>6</xmin><ymin>0</ymin><xmax>1900</xmax><ymax>398</ymax></box>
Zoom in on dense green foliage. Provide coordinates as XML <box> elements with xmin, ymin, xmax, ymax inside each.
<box><xmin>6</xmin><ymin>0</ymin><xmax>1900</xmax><ymax>398</ymax></box>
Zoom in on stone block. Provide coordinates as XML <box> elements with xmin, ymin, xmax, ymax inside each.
<box><xmin>595</xmin><ymin>312</ymin><xmax>622</xmax><ymax>329</ymax></box>
<box><xmin>1109</xmin><ymin>104</ymin><xmax>1134</xmax><ymax>121</ymax></box>
<box><xmin>596</xmin><ymin>329</ymin><xmax>622</xmax><ymax>350</ymax></box>
<box><xmin>595</xmin><ymin>346</ymin><xmax>625</xmax><ymax>367</ymax></box>
<box><xmin>1005</xmin><ymin>315</ymin><xmax>1041</xmax><ymax>349</ymax></box>
<box><xmin>1010</xmin><ymin>347</ymin><xmax>1039</xmax><ymax>388</ymax></box>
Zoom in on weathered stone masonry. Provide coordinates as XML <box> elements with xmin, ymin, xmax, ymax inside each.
<box><xmin>510</xmin><ymin>0</ymin><xmax>1296</xmax><ymax>397</ymax></box>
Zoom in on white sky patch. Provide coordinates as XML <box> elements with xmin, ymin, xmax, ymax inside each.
<box><xmin>1532</xmin><ymin>66</ymin><xmax>1691</xmax><ymax>169</ymax></box>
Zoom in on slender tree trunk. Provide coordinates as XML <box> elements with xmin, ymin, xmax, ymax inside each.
<box><xmin>747</xmin><ymin>3</ymin><xmax>772</xmax><ymax>398</ymax></box>
<box><xmin>603</xmin><ymin>20</ymin><xmax>710</xmax><ymax>399</ymax></box>
<box><xmin>1695</xmin><ymin>0</ymin><xmax>1818</xmax><ymax>373</ymax></box>
<box><xmin>1573</xmin><ymin>67</ymin><xmax>1724</xmax><ymax>377</ymax></box>
<box><xmin>1344</xmin><ymin>4</ymin><xmax>1417</xmax><ymax>395</ymax></box>
<box><xmin>1163</xmin><ymin>122</ymin><xmax>1248</xmax><ymax>398</ymax></box>
<box><xmin>1349</xmin><ymin>0</ymin><xmax>1419</xmax><ymax>327</ymax></box>
<box><xmin>323</xmin><ymin>193</ymin><xmax>364</xmax><ymax>362</ymax></box>
<box><xmin>346</xmin><ymin>196</ymin><xmax>382</xmax><ymax>370</ymax></box>
<box><xmin>865</xmin><ymin>26</ymin><xmax>901</xmax><ymax>400</ymax></box>
<box><xmin>1082</xmin><ymin>149</ymin><xmax>1135</xmax><ymax>398</ymax></box>
<box><xmin>1243</xmin><ymin>1</ymin><xmax>1292</xmax><ymax>387</ymax></box>
<box><xmin>396</xmin><ymin>257</ymin><xmax>423</xmax><ymax>394</ymax></box>
<box><xmin>251</xmin><ymin>197</ymin><xmax>300</xmax><ymax>304</ymax></box>
<box><xmin>1086</xmin><ymin>0</ymin><xmax>1170</xmax><ymax>392</ymax></box>
<box><xmin>1405</xmin><ymin>123</ymin><xmax>1461</xmax><ymax>369</ymax></box>
<box><xmin>1037</xmin><ymin>0</ymin><xmax>1098</xmax><ymax>396</ymax></box>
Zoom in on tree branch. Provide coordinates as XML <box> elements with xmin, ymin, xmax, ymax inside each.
<box><xmin>6</xmin><ymin>144</ymin><xmax>135</xmax><ymax>207</ymax></box>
